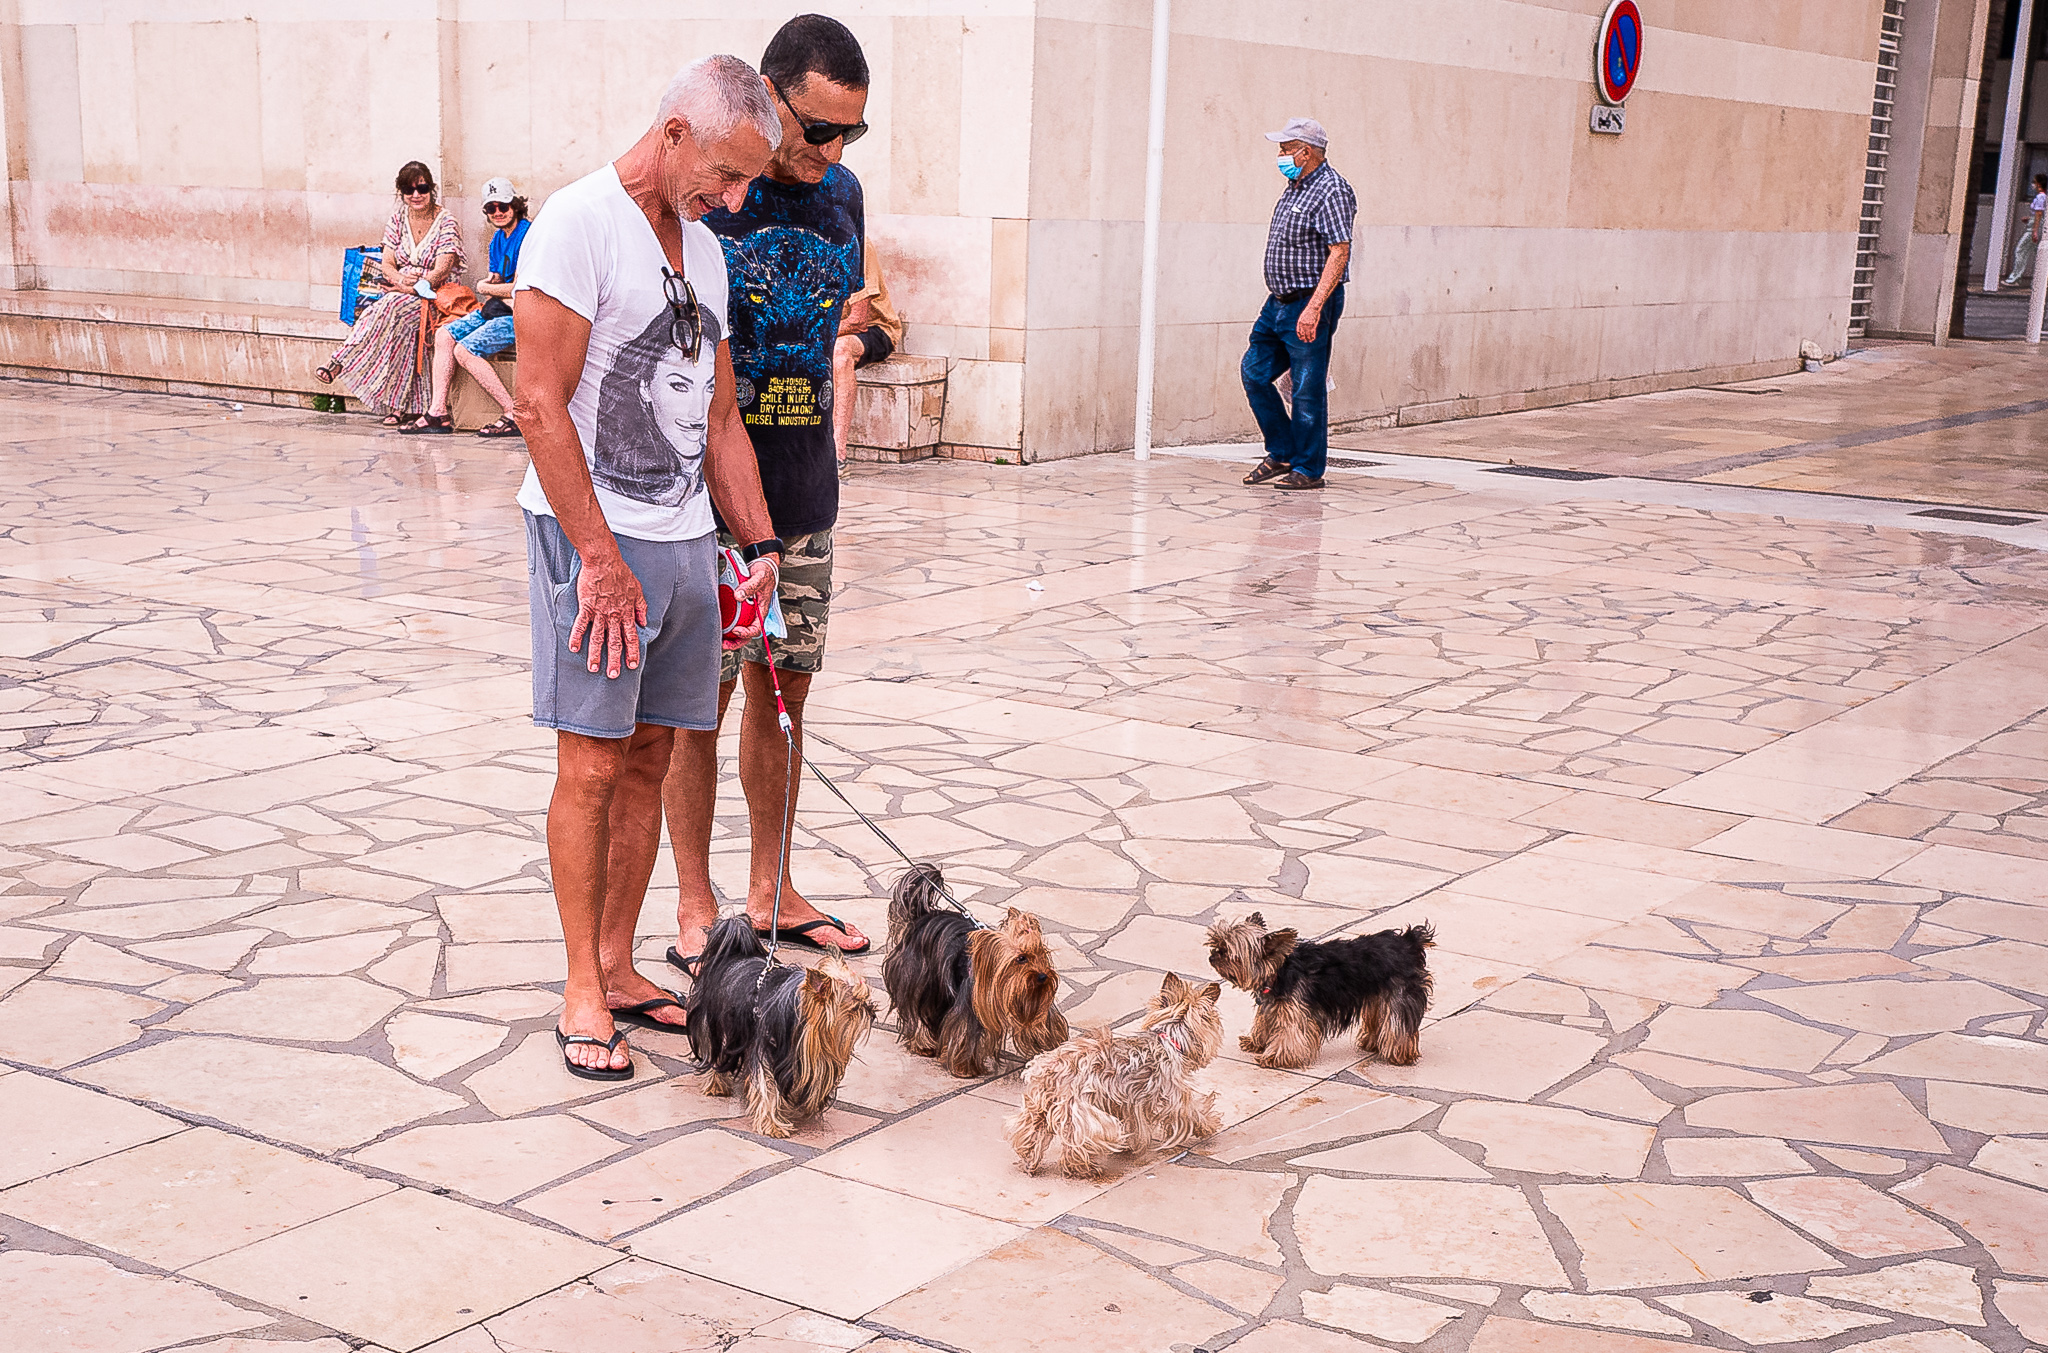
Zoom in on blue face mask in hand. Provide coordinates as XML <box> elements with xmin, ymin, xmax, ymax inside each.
<box><xmin>1277</xmin><ymin>155</ymin><xmax>1303</xmax><ymax>181</ymax></box>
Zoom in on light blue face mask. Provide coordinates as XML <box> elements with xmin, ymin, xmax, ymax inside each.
<box><xmin>1277</xmin><ymin>155</ymin><xmax>1303</xmax><ymax>181</ymax></box>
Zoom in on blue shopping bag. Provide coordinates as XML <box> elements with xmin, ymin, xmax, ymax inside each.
<box><xmin>339</xmin><ymin>245</ymin><xmax>384</xmax><ymax>325</ymax></box>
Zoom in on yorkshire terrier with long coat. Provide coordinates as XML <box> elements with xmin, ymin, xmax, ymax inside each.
<box><xmin>883</xmin><ymin>863</ymin><xmax>1068</xmax><ymax>1078</ymax></box>
<box><xmin>1007</xmin><ymin>972</ymin><xmax>1225</xmax><ymax>1178</ymax></box>
<box><xmin>685</xmin><ymin>915</ymin><xmax>877</xmax><ymax>1137</ymax></box>
<box><xmin>1206</xmin><ymin>912</ymin><xmax>1434</xmax><ymax>1070</ymax></box>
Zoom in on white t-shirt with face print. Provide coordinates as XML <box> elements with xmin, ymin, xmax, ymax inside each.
<box><xmin>515</xmin><ymin>163</ymin><xmax>728</xmax><ymax>542</ymax></box>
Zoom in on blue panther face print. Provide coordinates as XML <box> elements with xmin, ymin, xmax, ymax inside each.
<box><xmin>724</xmin><ymin>225</ymin><xmax>861</xmax><ymax>394</ymax></box>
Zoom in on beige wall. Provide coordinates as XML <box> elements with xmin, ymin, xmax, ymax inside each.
<box><xmin>0</xmin><ymin>1</ymin><xmax>1924</xmax><ymax>458</ymax></box>
<box><xmin>1027</xmin><ymin>0</ymin><xmax>1893</xmax><ymax>455</ymax></box>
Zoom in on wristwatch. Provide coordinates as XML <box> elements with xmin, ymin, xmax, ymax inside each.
<box><xmin>739</xmin><ymin>537</ymin><xmax>784</xmax><ymax>563</ymax></box>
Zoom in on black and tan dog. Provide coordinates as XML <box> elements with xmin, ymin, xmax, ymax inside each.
<box><xmin>685</xmin><ymin>915</ymin><xmax>877</xmax><ymax>1137</ymax></box>
<box><xmin>1205</xmin><ymin>911</ymin><xmax>1434</xmax><ymax>1069</ymax></box>
<box><xmin>883</xmin><ymin>863</ymin><xmax>1068</xmax><ymax>1077</ymax></box>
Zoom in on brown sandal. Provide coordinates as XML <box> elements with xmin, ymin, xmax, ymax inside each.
<box><xmin>314</xmin><ymin>363</ymin><xmax>339</xmax><ymax>385</ymax></box>
<box><xmin>476</xmin><ymin>415</ymin><xmax>521</xmax><ymax>438</ymax></box>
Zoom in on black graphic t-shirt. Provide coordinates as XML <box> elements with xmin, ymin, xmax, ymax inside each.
<box><xmin>705</xmin><ymin>165</ymin><xmax>865</xmax><ymax>537</ymax></box>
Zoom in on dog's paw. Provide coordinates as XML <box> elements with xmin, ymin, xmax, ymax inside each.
<box><xmin>1238</xmin><ymin>1035</ymin><xmax>1261</xmax><ymax>1052</ymax></box>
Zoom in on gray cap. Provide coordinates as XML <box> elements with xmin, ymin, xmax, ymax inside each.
<box><xmin>1263</xmin><ymin>117</ymin><xmax>1328</xmax><ymax>148</ymax></box>
<box><xmin>480</xmin><ymin>176</ymin><xmax>518</xmax><ymax>205</ymax></box>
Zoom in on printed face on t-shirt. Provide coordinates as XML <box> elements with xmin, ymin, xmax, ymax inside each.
<box><xmin>644</xmin><ymin>347</ymin><xmax>713</xmax><ymax>456</ymax></box>
<box><xmin>589</xmin><ymin>310</ymin><xmax>721</xmax><ymax>509</ymax></box>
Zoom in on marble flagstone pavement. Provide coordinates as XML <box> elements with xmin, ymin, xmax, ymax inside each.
<box><xmin>1</xmin><ymin>355</ymin><xmax>2047</xmax><ymax>1353</ymax></box>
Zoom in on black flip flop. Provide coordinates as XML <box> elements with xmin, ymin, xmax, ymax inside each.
<box><xmin>610</xmin><ymin>992</ymin><xmax>687</xmax><ymax>1032</ymax></box>
<box><xmin>754</xmin><ymin>915</ymin><xmax>871</xmax><ymax>956</ymax></box>
<box><xmin>555</xmin><ymin>1027</ymin><xmax>633</xmax><ymax>1082</ymax></box>
<box><xmin>664</xmin><ymin>947</ymin><xmax>702</xmax><ymax>979</ymax></box>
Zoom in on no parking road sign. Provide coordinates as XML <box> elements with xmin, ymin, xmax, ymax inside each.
<box><xmin>1596</xmin><ymin>0</ymin><xmax>1644</xmax><ymax>106</ymax></box>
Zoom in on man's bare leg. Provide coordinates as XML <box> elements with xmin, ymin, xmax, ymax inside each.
<box><xmin>550</xmin><ymin>729</ymin><xmax>653</xmax><ymax>1072</ymax></box>
<box><xmin>663</xmin><ymin>681</ymin><xmax>739</xmax><ymax>963</ymax></box>
<box><xmin>832</xmin><ymin>334</ymin><xmax>863</xmax><ymax>466</ymax></box>
<box><xmin>454</xmin><ymin>344</ymin><xmax>518</xmax><ymax>418</ymax></box>
<box><xmin>596</xmin><ymin>721</ymin><xmax>687</xmax><ymax>1024</ymax></box>
<box><xmin>736</xmin><ymin>661</ymin><xmax>867</xmax><ymax>949</ymax></box>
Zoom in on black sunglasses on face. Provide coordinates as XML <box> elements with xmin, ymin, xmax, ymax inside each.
<box><xmin>776</xmin><ymin>82</ymin><xmax>867</xmax><ymax>147</ymax></box>
<box><xmin>484</xmin><ymin>203</ymin><xmax>513</xmax><ymax>214</ymax></box>
<box><xmin>662</xmin><ymin>266</ymin><xmax>702</xmax><ymax>363</ymax></box>
<box><xmin>403</xmin><ymin>184</ymin><xmax>434</xmax><ymax>196</ymax></box>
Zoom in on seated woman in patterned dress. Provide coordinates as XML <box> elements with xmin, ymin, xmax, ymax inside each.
<box><xmin>314</xmin><ymin>161</ymin><xmax>467</xmax><ymax>426</ymax></box>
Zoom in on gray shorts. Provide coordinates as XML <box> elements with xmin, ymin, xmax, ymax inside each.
<box><xmin>526</xmin><ymin>511</ymin><xmax>720</xmax><ymax>739</ymax></box>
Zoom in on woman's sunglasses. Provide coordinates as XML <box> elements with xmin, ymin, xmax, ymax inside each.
<box><xmin>776</xmin><ymin>83</ymin><xmax>867</xmax><ymax>147</ymax></box>
<box><xmin>402</xmin><ymin>183</ymin><xmax>434</xmax><ymax>197</ymax></box>
<box><xmin>662</xmin><ymin>266</ymin><xmax>702</xmax><ymax>363</ymax></box>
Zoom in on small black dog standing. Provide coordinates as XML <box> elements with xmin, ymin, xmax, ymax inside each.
<box><xmin>686</xmin><ymin>915</ymin><xmax>877</xmax><ymax>1137</ymax></box>
<box><xmin>1206</xmin><ymin>912</ymin><xmax>1435</xmax><ymax>1070</ymax></box>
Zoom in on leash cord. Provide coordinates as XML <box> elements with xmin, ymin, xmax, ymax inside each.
<box><xmin>760</xmin><ymin>633</ymin><xmax>797</xmax><ymax>979</ymax></box>
<box><xmin>794</xmin><ymin>733</ymin><xmax>978</xmax><ymax>924</ymax></box>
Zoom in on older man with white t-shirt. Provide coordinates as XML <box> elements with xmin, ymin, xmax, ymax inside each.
<box><xmin>513</xmin><ymin>55</ymin><xmax>785</xmax><ymax>1080</ymax></box>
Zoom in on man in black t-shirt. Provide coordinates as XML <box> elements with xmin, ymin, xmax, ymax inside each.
<box><xmin>662</xmin><ymin>15</ymin><xmax>876</xmax><ymax>968</ymax></box>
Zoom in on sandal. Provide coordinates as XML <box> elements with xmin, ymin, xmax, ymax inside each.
<box><xmin>313</xmin><ymin>363</ymin><xmax>339</xmax><ymax>385</ymax></box>
<box><xmin>399</xmin><ymin>413</ymin><xmax>453</xmax><ymax>435</ymax></box>
<box><xmin>555</xmin><ymin>1026</ymin><xmax>633</xmax><ymax>1082</ymax></box>
<box><xmin>610</xmin><ymin>992</ymin><xmax>688</xmax><ymax>1031</ymax></box>
<box><xmin>753</xmin><ymin>915</ymin><xmax>871</xmax><ymax>956</ymax></box>
<box><xmin>664</xmin><ymin>947</ymin><xmax>702</xmax><ymax>980</ymax></box>
<box><xmin>379</xmin><ymin>412</ymin><xmax>407</xmax><ymax>427</ymax></box>
<box><xmin>1243</xmin><ymin>458</ymin><xmax>1289</xmax><ymax>486</ymax></box>
<box><xmin>476</xmin><ymin>415</ymin><xmax>521</xmax><ymax>438</ymax></box>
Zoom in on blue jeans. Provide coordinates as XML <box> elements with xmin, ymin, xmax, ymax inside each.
<box><xmin>1241</xmin><ymin>284</ymin><xmax>1345</xmax><ymax>480</ymax></box>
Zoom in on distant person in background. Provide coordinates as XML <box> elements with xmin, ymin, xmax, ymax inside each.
<box><xmin>1240</xmin><ymin>117</ymin><xmax>1355</xmax><ymax>492</ymax></box>
<box><xmin>315</xmin><ymin>161</ymin><xmax>466</xmax><ymax>426</ymax></box>
<box><xmin>832</xmin><ymin>246</ymin><xmax>902</xmax><ymax>474</ymax></box>
<box><xmin>404</xmin><ymin>177</ymin><xmax>530</xmax><ymax>437</ymax></box>
<box><xmin>2003</xmin><ymin>173</ymin><xmax>2048</xmax><ymax>288</ymax></box>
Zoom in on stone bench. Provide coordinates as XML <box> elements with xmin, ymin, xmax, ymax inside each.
<box><xmin>846</xmin><ymin>353</ymin><xmax>947</xmax><ymax>462</ymax></box>
<box><xmin>0</xmin><ymin>289</ymin><xmax>952</xmax><ymax>460</ymax></box>
<box><xmin>0</xmin><ymin>288</ymin><xmax>346</xmax><ymax>406</ymax></box>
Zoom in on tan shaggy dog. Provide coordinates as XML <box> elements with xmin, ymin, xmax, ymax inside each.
<box><xmin>1005</xmin><ymin>972</ymin><xmax>1224</xmax><ymax>1178</ymax></box>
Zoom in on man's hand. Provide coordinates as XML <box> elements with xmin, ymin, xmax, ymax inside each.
<box><xmin>1294</xmin><ymin>302</ymin><xmax>1324</xmax><ymax>343</ymax></box>
<box><xmin>722</xmin><ymin>557</ymin><xmax>779</xmax><ymax>650</ymax></box>
<box><xmin>568</xmin><ymin>552</ymin><xmax>648</xmax><ymax>678</ymax></box>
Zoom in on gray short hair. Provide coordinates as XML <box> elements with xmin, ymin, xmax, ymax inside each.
<box><xmin>657</xmin><ymin>55</ymin><xmax>781</xmax><ymax>152</ymax></box>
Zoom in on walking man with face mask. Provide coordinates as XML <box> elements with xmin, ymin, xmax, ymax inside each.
<box><xmin>1241</xmin><ymin>117</ymin><xmax>1356</xmax><ymax>491</ymax></box>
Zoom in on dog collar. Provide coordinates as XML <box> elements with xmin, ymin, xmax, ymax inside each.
<box><xmin>1154</xmin><ymin>1025</ymin><xmax>1191</xmax><ymax>1056</ymax></box>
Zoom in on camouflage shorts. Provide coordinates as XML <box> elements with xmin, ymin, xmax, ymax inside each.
<box><xmin>720</xmin><ymin>528</ymin><xmax>832</xmax><ymax>681</ymax></box>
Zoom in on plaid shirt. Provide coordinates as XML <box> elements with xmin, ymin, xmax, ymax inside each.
<box><xmin>1262</xmin><ymin>162</ymin><xmax>1357</xmax><ymax>295</ymax></box>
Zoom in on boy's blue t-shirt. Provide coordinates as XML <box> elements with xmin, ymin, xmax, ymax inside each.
<box><xmin>490</xmin><ymin>218</ymin><xmax>530</xmax><ymax>281</ymax></box>
<box><xmin>703</xmin><ymin>164</ymin><xmax>865</xmax><ymax>538</ymax></box>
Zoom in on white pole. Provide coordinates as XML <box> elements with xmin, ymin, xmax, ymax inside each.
<box><xmin>1131</xmin><ymin>0</ymin><xmax>1171</xmax><ymax>460</ymax></box>
<box><xmin>2029</xmin><ymin>232</ymin><xmax>2047</xmax><ymax>340</ymax></box>
<box><xmin>1986</xmin><ymin>0</ymin><xmax>2035</xmax><ymax>293</ymax></box>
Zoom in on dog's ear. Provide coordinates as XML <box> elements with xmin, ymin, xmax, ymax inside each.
<box><xmin>1159</xmin><ymin>972</ymin><xmax>1189</xmax><ymax>1000</ymax></box>
<box><xmin>1200</xmin><ymin>981</ymin><xmax>1223</xmax><ymax>1005</ymax></box>
<box><xmin>1262</xmin><ymin>929</ymin><xmax>1299</xmax><ymax>961</ymax></box>
<box><xmin>813</xmin><ymin>946</ymin><xmax>854</xmax><ymax>981</ymax></box>
<box><xmin>1005</xmin><ymin>907</ymin><xmax>1042</xmax><ymax>936</ymax></box>
<box><xmin>1245</xmin><ymin>911</ymin><xmax>1265</xmax><ymax>929</ymax></box>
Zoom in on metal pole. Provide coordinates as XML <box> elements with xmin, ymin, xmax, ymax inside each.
<box><xmin>1131</xmin><ymin>0</ymin><xmax>1171</xmax><ymax>460</ymax></box>
<box><xmin>2030</xmin><ymin>230</ymin><xmax>2048</xmax><ymax>339</ymax></box>
<box><xmin>1986</xmin><ymin>0</ymin><xmax>2035</xmax><ymax>293</ymax></box>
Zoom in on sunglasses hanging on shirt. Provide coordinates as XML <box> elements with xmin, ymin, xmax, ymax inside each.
<box><xmin>662</xmin><ymin>266</ymin><xmax>703</xmax><ymax>363</ymax></box>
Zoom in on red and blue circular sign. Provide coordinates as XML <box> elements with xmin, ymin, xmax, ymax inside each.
<box><xmin>1596</xmin><ymin>0</ymin><xmax>1644</xmax><ymax>105</ymax></box>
